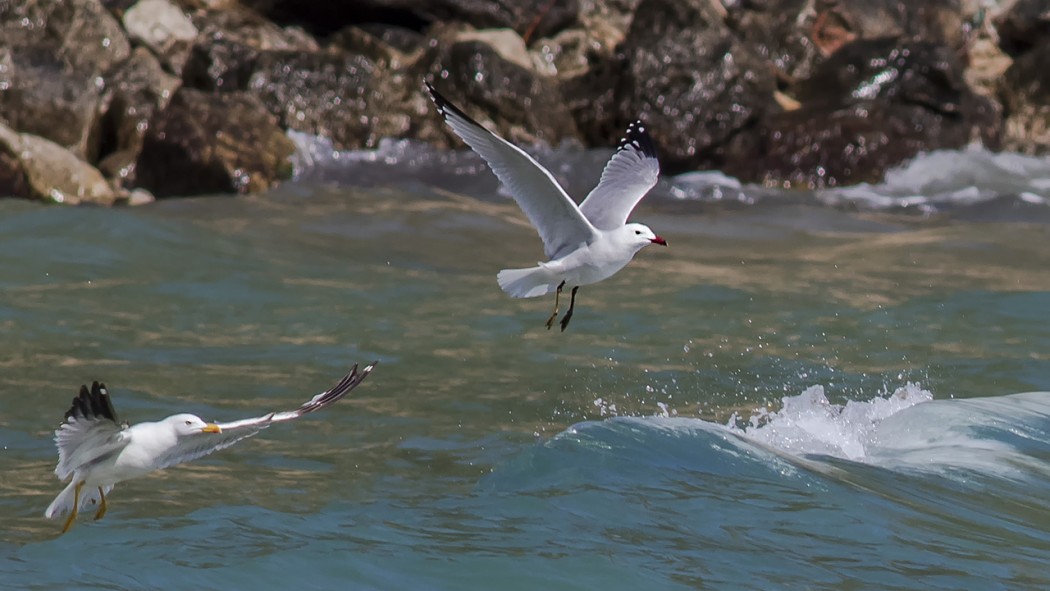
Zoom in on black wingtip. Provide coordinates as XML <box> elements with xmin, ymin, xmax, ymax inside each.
<box><xmin>617</xmin><ymin>120</ymin><xmax>658</xmax><ymax>160</ymax></box>
<box><xmin>296</xmin><ymin>361</ymin><xmax>379</xmax><ymax>414</ymax></box>
<box><xmin>423</xmin><ymin>79</ymin><xmax>487</xmax><ymax>130</ymax></box>
<box><xmin>64</xmin><ymin>381</ymin><xmax>119</xmax><ymax>424</ymax></box>
<box><xmin>423</xmin><ymin>80</ymin><xmax>451</xmax><ymax>114</ymax></box>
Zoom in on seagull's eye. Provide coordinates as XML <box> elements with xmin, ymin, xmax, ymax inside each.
<box><xmin>634</xmin><ymin>230</ymin><xmax>641</xmax><ymax>235</ymax></box>
<box><xmin>184</xmin><ymin>420</ymin><xmax>192</xmax><ymax>426</ymax></box>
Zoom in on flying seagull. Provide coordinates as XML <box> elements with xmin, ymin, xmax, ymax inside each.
<box><xmin>45</xmin><ymin>362</ymin><xmax>376</xmax><ymax>534</ymax></box>
<box><xmin>425</xmin><ymin>82</ymin><xmax>666</xmax><ymax>331</ymax></box>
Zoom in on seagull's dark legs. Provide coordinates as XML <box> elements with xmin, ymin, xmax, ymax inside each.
<box><xmin>61</xmin><ymin>481</ymin><xmax>84</xmax><ymax>534</ymax></box>
<box><xmin>94</xmin><ymin>487</ymin><xmax>108</xmax><ymax>520</ymax></box>
<box><xmin>545</xmin><ymin>280</ymin><xmax>566</xmax><ymax>330</ymax></box>
<box><xmin>559</xmin><ymin>286</ymin><xmax>579</xmax><ymax>332</ymax></box>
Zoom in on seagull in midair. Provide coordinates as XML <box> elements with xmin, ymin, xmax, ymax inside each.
<box><xmin>425</xmin><ymin>82</ymin><xmax>667</xmax><ymax>331</ymax></box>
<box><xmin>45</xmin><ymin>362</ymin><xmax>376</xmax><ymax>534</ymax></box>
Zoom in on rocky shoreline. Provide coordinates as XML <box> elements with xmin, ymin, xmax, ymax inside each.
<box><xmin>0</xmin><ymin>0</ymin><xmax>1044</xmax><ymax>205</ymax></box>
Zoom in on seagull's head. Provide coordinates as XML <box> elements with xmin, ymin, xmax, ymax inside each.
<box><xmin>169</xmin><ymin>413</ymin><xmax>223</xmax><ymax>436</ymax></box>
<box><xmin>623</xmin><ymin>223</ymin><xmax>667</xmax><ymax>251</ymax></box>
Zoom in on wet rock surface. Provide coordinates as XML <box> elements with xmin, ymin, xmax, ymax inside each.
<box><xmin>135</xmin><ymin>88</ymin><xmax>295</xmax><ymax>197</ymax></box>
<box><xmin>0</xmin><ymin>0</ymin><xmax>1040</xmax><ymax>202</ymax></box>
<box><xmin>726</xmin><ymin>38</ymin><xmax>1001</xmax><ymax>188</ymax></box>
<box><xmin>0</xmin><ymin>122</ymin><xmax>117</xmax><ymax>205</ymax></box>
<box><xmin>617</xmin><ymin>0</ymin><xmax>779</xmax><ymax>174</ymax></box>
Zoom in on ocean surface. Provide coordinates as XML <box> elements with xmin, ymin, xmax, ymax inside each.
<box><xmin>2</xmin><ymin>138</ymin><xmax>1050</xmax><ymax>590</ymax></box>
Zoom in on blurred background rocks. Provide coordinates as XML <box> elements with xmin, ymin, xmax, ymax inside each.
<box><xmin>0</xmin><ymin>0</ymin><xmax>1039</xmax><ymax>202</ymax></box>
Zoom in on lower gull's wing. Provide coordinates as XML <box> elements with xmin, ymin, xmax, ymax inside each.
<box><xmin>425</xmin><ymin>81</ymin><xmax>598</xmax><ymax>260</ymax></box>
<box><xmin>578</xmin><ymin>121</ymin><xmax>660</xmax><ymax>231</ymax></box>
<box><xmin>54</xmin><ymin>382</ymin><xmax>130</xmax><ymax>481</ymax></box>
<box><xmin>152</xmin><ymin>362</ymin><xmax>377</xmax><ymax>470</ymax></box>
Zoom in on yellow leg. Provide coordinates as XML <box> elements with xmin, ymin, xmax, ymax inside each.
<box><xmin>61</xmin><ymin>481</ymin><xmax>84</xmax><ymax>534</ymax></box>
<box><xmin>94</xmin><ymin>487</ymin><xmax>108</xmax><ymax>521</ymax></box>
<box><xmin>545</xmin><ymin>281</ymin><xmax>565</xmax><ymax>330</ymax></box>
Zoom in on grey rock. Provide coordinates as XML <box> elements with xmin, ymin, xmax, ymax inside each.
<box><xmin>0</xmin><ymin>0</ymin><xmax>132</xmax><ymax>160</ymax></box>
<box><xmin>0</xmin><ymin>47</ymin><xmax>105</xmax><ymax>161</ymax></box>
<box><xmin>727</xmin><ymin>38</ymin><xmax>1000</xmax><ymax>188</ymax></box>
<box><xmin>726</xmin><ymin>0</ymin><xmax>822</xmax><ymax>83</ymax></box>
<box><xmin>98</xmin><ymin>47</ymin><xmax>181</xmax><ymax>186</ymax></box>
<box><xmin>0</xmin><ymin>0</ymin><xmax>131</xmax><ymax>74</ymax></box>
<box><xmin>189</xmin><ymin>3</ymin><xmax>320</xmax><ymax>52</ymax></box>
<box><xmin>617</xmin><ymin>0</ymin><xmax>779</xmax><ymax>173</ymax></box>
<box><xmin>994</xmin><ymin>0</ymin><xmax>1050</xmax><ymax>56</ymax></box>
<box><xmin>805</xmin><ymin>0</ymin><xmax>967</xmax><ymax>56</ymax></box>
<box><xmin>353</xmin><ymin>23</ymin><xmax>426</xmax><ymax>55</ymax></box>
<box><xmin>0</xmin><ymin>122</ymin><xmax>116</xmax><ymax>204</ymax></box>
<box><xmin>135</xmin><ymin>88</ymin><xmax>295</xmax><ymax>197</ymax></box>
<box><xmin>182</xmin><ymin>38</ymin><xmax>262</xmax><ymax>92</ymax></box>
<box><xmin>122</xmin><ymin>0</ymin><xmax>199</xmax><ymax>75</ymax></box>
<box><xmin>248</xmin><ymin>50</ymin><xmax>412</xmax><ymax>150</ymax></box>
<box><xmin>424</xmin><ymin>33</ymin><xmax>579</xmax><ymax>147</ymax></box>
<box><xmin>0</xmin><ymin>124</ymin><xmax>29</xmax><ymax>199</ymax></box>
<box><xmin>1000</xmin><ymin>38</ymin><xmax>1050</xmax><ymax>154</ymax></box>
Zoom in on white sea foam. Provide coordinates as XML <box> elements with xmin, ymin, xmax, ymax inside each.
<box><xmin>819</xmin><ymin>145</ymin><xmax>1050</xmax><ymax>211</ymax></box>
<box><xmin>725</xmin><ymin>383</ymin><xmax>934</xmax><ymax>462</ymax></box>
<box><xmin>720</xmin><ymin>383</ymin><xmax>1050</xmax><ymax>479</ymax></box>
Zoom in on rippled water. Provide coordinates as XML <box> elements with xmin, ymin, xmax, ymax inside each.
<box><xmin>2</xmin><ymin>144</ymin><xmax>1050</xmax><ymax>589</ymax></box>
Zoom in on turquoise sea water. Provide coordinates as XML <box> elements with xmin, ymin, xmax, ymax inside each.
<box><xmin>2</xmin><ymin>145</ymin><xmax>1050</xmax><ymax>589</ymax></box>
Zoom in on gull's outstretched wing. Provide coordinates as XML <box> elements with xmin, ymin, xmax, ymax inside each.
<box><xmin>578</xmin><ymin>121</ymin><xmax>660</xmax><ymax>231</ymax></box>
<box><xmin>426</xmin><ymin>82</ymin><xmax>598</xmax><ymax>260</ymax></box>
<box><xmin>151</xmin><ymin>362</ymin><xmax>377</xmax><ymax>470</ymax></box>
<box><xmin>54</xmin><ymin>382</ymin><xmax>130</xmax><ymax>481</ymax></box>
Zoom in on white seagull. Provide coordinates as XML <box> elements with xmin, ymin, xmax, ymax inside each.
<box><xmin>45</xmin><ymin>362</ymin><xmax>376</xmax><ymax>534</ymax></box>
<box><xmin>425</xmin><ymin>82</ymin><xmax>667</xmax><ymax>331</ymax></box>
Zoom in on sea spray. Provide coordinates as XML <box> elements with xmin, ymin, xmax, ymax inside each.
<box><xmin>726</xmin><ymin>383</ymin><xmax>933</xmax><ymax>461</ymax></box>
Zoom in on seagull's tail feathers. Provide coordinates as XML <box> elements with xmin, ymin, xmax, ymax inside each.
<box><xmin>44</xmin><ymin>479</ymin><xmax>77</xmax><ymax>519</ymax></box>
<box><xmin>44</xmin><ymin>478</ymin><xmax>113</xmax><ymax>519</ymax></box>
<box><xmin>497</xmin><ymin>265</ymin><xmax>560</xmax><ymax>298</ymax></box>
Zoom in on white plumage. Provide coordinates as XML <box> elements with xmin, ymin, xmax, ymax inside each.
<box><xmin>45</xmin><ymin>362</ymin><xmax>375</xmax><ymax>533</ymax></box>
<box><xmin>426</xmin><ymin>82</ymin><xmax>666</xmax><ymax>330</ymax></box>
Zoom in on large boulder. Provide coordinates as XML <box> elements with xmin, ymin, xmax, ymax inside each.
<box><xmin>248</xmin><ymin>50</ymin><xmax>414</xmax><ymax>149</ymax></box>
<box><xmin>121</xmin><ymin>0</ymin><xmax>199</xmax><ymax>75</ymax></box>
<box><xmin>0</xmin><ymin>47</ymin><xmax>105</xmax><ymax>161</ymax></box>
<box><xmin>97</xmin><ymin>47</ymin><xmax>181</xmax><ymax>186</ymax></box>
<box><xmin>804</xmin><ymin>0</ymin><xmax>967</xmax><ymax>57</ymax></box>
<box><xmin>999</xmin><ymin>38</ymin><xmax>1050</xmax><ymax>154</ymax></box>
<box><xmin>0</xmin><ymin>124</ymin><xmax>29</xmax><ymax>199</ymax></box>
<box><xmin>0</xmin><ymin>122</ymin><xmax>116</xmax><ymax>204</ymax></box>
<box><xmin>182</xmin><ymin>38</ymin><xmax>263</xmax><ymax>92</ymax></box>
<box><xmin>0</xmin><ymin>0</ymin><xmax>131</xmax><ymax>161</ymax></box>
<box><xmin>995</xmin><ymin>0</ymin><xmax>1050</xmax><ymax>56</ymax></box>
<box><xmin>616</xmin><ymin>0</ymin><xmax>779</xmax><ymax>173</ymax></box>
<box><xmin>182</xmin><ymin>8</ymin><xmax>423</xmax><ymax>151</ymax></box>
<box><xmin>423</xmin><ymin>29</ymin><xmax>580</xmax><ymax>147</ymax></box>
<box><xmin>0</xmin><ymin>0</ymin><xmax>131</xmax><ymax>74</ymax></box>
<box><xmin>725</xmin><ymin>0</ymin><xmax>822</xmax><ymax>84</ymax></box>
<box><xmin>724</xmin><ymin>103</ymin><xmax>967</xmax><ymax>188</ymax></box>
<box><xmin>188</xmin><ymin>3</ymin><xmax>319</xmax><ymax>52</ymax></box>
<box><xmin>725</xmin><ymin>38</ymin><xmax>1000</xmax><ymax>188</ymax></box>
<box><xmin>135</xmin><ymin>89</ymin><xmax>295</xmax><ymax>197</ymax></box>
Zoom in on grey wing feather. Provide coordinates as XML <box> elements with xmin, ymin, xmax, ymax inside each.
<box><xmin>149</xmin><ymin>362</ymin><xmax>376</xmax><ymax>471</ymax></box>
<box><xmin>578</xmin><ymin>121</ymin><xmax>660</xmax><ymax>230</ymax></box>
<box><xmin>426</xmin><ymin>82</ymin><xmax>598</xmax><ymax>260</ymax></box>
<box><xmin>54</xmin><ymin>382</ymin><xmax>129</xmax><ymax>481</ymax></box>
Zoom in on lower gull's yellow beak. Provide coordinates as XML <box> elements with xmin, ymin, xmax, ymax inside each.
<box><xmin>201</xmin><ymin>424</ymin><xmax>222</xmax><ymax>434</ymax></box>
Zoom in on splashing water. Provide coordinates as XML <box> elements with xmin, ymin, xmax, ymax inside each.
<box><xmin>726</xmin><ymin>383</ymin><xmax>934</xmax><ymax>461</ymax></box>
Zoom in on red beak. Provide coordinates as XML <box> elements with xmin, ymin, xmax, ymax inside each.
<box><xmin>651</xmin><ymin>235</ymin><xmax>667</xmax><ymax>246</ymax></box>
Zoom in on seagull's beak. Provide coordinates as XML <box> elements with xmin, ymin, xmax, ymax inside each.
<box><xmin>201</xmin><ymin>423</ymin><xmax>222</xmax><ymax>434</ymax></box>
<box><xmin>651</xmin><ymin>235</ymin><xmax>668</xmax><ymax>246</ymax></box>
